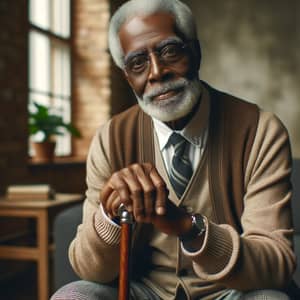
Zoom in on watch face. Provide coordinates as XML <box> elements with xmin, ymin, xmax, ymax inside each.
<box><xmin>193</xmin><ymin>214</ymin><xmax>206</xmax><ymax>235</ymax></box>
<box><xmin>179</xmin><ymin>213</ymin><xmax>206</xmax><ymax>242</ymax></box>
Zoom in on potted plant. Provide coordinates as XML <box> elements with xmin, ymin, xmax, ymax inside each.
<box><xmin>29</xmin><ymin>102</ymin><xmax>81</xmax><ymax>162</ymax></box>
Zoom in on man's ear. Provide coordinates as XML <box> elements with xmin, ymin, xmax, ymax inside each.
<box><xmin>122</xmin><ymin>69</ymin><xmax>134</xmax><ymax>89</ymax></box>
<box><xmin>123</xmin><ymin>69</ymin><xmax>129</xmax><ymax>80</ymax></box>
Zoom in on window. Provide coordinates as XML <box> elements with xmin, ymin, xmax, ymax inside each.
<box><xmin>29</xmin><ymin>0</ymin><xmax>72</xmax><ymax>156</ymax></box>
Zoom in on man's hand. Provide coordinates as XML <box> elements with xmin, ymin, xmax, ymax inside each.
<box><xmin>101</xmin><ymin>163</ymin><xmax>168</xmax><ymax>222</ymax></box>
<box><xmin>101</xmin><ymin>163</ymin><xmax>194</xmax><ymax>237</ymax></box>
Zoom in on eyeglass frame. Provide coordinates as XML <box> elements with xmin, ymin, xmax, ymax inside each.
<box><xmin>123</xmin><ymin>38</ymin><xmax>193</xmax><ymax>76</ymax></box>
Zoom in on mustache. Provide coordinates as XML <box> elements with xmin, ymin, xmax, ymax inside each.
<box><xmin>143</xmin><ymin>78</ymin><xmax>189</xmax><ymax>99</ymax></box>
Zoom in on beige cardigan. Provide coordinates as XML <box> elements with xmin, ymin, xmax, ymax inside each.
<box><xmin>69</xmin><ymin>90</ymin><xmax>296</xmax><ymax>299</ymax></box>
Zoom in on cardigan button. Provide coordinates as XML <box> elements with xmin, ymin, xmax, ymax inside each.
<box><xmin>184</xmin><ymin>206</ymin><xmax>194</xmax><ymax>214</ymax></box>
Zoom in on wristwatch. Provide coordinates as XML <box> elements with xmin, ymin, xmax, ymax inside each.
<box><xmin>179</xmin><ymin>213</ymin><xmax>206</xmax><ymax>243</ymax></box>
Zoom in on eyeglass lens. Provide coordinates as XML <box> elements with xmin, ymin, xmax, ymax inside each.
<box><xmin>125</xmin><ymin>42</ymin><xmax>187</xmax><ymax>75</ymax></box>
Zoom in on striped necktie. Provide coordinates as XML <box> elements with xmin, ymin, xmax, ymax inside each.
<box><xmin>169</xmin><ymin>133</ymin><xmax>193</xmax><ymax>198</ymax></box>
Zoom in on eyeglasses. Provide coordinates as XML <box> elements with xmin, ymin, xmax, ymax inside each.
<box><xmin>124</xmin><ymin>41</ymin><xmax>189</xmax><ymax>76</ymax></box>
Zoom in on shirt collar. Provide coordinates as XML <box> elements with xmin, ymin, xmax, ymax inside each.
<box><xmin>153</xmin><ymin>81</ymin><xmax>210</xmax><ymax>151</ymax></box>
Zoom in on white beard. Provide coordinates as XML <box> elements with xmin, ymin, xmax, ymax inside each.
<box><xmin>135</xmin><ymin>78</ymin><xmax>202</xmax><ymax>122</ymax></box>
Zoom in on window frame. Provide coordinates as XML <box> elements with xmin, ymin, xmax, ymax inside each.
<box><xmin>28</xmin><ymin>0</ymin><xmax>74</xmax><ymax>157</ymax></box>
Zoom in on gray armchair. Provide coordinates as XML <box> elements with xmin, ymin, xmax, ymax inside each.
<box><xmin>52</xmin><ymin>160</ymin><xmax>300</xmax><ymax>291</ymax></box>
<box><xmin>291</xmin><ymin>159</ymin><xmax>300</xmax><ymax>286</ymax></box>
<box><xmin>53</xmin><ymin>203</ymin><xmax>82</xmax><ymax>290</ymax></box>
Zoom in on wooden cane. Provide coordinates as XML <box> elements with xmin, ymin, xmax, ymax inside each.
<box><xmin>118</xmin><ymin>204</ymin><xmax>133</xmax><ymax>300</ymax></box>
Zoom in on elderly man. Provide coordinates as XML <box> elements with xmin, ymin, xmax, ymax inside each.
<box><xmin>51</xmin><ymin>0</ymin><xmax>296</xmax><ymax>299</ymax></box>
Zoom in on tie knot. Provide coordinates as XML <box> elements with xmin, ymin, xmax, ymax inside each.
<box><xmin>169</xmin><ymin>132</ymin><xmax>185</xmax><ymax>146</ymax></box>
<box><xmin>169</xmin><ymin>133</ymin><xmax>188</xmax><ymax>155</ymax></box>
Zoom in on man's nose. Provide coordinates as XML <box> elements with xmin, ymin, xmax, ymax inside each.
<box><xmin>148</xmin><ymin>53</ymin><xmax>170</xmax><ymax>82</ymax></box>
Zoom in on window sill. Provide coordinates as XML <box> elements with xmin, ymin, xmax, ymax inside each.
<box><xmin>28</xmin><ymin>156</ymin><xmax>86</xmax><ymax>167</ymax></box>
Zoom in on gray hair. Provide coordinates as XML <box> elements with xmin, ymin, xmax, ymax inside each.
<box><xmin>108</xmin><ymin>0</ymin><xmax>198</xmax><ymax>69</ymax></box>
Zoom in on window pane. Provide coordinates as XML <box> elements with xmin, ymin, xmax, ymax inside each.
<box><xmin>54</xmin><ymin>98</ymin><xmax>71</xmax><ymax>156</ymax></box>
<box><xmin>53</xmin><ymin>42</ymin><xmax>71</xmax><ymax>97</ymax></box>
<box><xmin>56</xmin><ymin>131</ymin><xmax>71</xmax><ymax>156</ymax></box>
<box><xmin>62</xmin><ymin>45</ymin><xmax>71</xmax><ymax>97</ymax></box>
<box><xmin>29</xmin><ymin>91</ymin><xmax>50</xmax><ymax>109</ymax></box>
<box><xmin>29</xmin><ymin>0</ymin><xmax>50</xmax><ymax>30</ymax></box>
<box><xmin>53</xmin><ymin>0</ymin><xmax>70</xmax><ymax>37</ymax></box>
<box><xmin>29</xmin><ymin>31</ymin><xmax>50</xmax><ymax>94</ymax></box>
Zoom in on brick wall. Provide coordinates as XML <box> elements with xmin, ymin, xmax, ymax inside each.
<box><xmin>0</xmin><ymin>0</ymin><xmax>31</xmax><ymax>281</ymax></box>
<box><xmin>0</xmin><ymin>0</ymin><xmax>28</xmax><ymax>195</ymax></box>
<box><xmin>73</xmin><ymin>0</ymin><xmax>111</xmax><ymax>157</ymax></box>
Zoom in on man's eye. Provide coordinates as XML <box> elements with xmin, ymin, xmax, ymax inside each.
<box><xmin>160</xmin><ymin>44</ymin><xmax>183</xmax><ymax>59</ymax></box>
<box><xmin>127</xmin><ymin>55</ymin><xmax>147</xmax><ymax>72</ymax></box>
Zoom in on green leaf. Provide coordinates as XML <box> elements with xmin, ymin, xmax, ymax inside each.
<box><xmin>28</xmin><ymin>101</ymin><xmax>82</xmax><ymax>141</ymax></box>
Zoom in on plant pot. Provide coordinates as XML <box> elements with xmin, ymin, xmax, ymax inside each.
<box><xmin>32</xmin><ymin>141</ymin><xmax>56</xmax><ymax>162</ymax></box>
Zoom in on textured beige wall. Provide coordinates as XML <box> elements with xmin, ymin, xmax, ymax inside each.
<box><xmin>184</xmin><ymin>0</ymin><xmax>300</xmax><ymax>158</ymax></box>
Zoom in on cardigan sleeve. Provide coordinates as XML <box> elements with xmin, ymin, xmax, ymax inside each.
<box><xmin>68</xmin><ymin>120</ymin><xmax>122</xmax><ymax>283</ymax></box>
<box><xmin>182</xmin><ymin>110</ymin><xmax>296</xmax><ymax>290</ymax></box>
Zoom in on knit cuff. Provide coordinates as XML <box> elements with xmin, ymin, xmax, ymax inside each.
<box><xmin>182</xmin><ymin>220</ymin><xmax>240</xmax><ymax>281</ymax></box>
<box><xmin>94</xmin><ymin>204</ymin><xmax>121</xmax><ymax>246</ymax></box>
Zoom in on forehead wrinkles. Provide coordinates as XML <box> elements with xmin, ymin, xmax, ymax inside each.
<box><xmin>119</xmin><ymin>13</ymin><xmax>177</xmax><ymax>54</ymax></box>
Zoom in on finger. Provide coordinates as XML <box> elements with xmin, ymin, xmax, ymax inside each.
<box><xmin>109</xmin><ymin>172</ymin><xmax>131</xmax><ymax>205</ymax></box>
<box><xmin>132</xmin><ymin>164</ymin><xmax>155</xmax><ymax>220</ymax></box>
<box><xmin>103</xmin><ymin>190</ymin><xmax>118</xmax><ymax>217</ymax></box>
<box><xmin>148</xmin><ymin>167</ymin><xmax>168</xmax><ymax>215</ymax></box>
<box><xmin>122</xmin><ymin>167</ymin><xmax>145</xmax><ymax>221</ymax></box>
<box><xmin>109</xmin><ymin>191</ymin><xmax>122</xmax><ymax>217</ymax></box>
<box><xmin>100</xmin><ymin>183</ymin><xmax>114</xmax><ymax>207</ymax></box>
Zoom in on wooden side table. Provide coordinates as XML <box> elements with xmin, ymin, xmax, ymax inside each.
<box><xmin>0</xmin><ymin>193</ymin><xmax>84</xmax><ymax>300</ymax></box>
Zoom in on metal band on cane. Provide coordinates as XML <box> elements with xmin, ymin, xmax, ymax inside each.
<box><xmin>119</xmin><ymin>203</ymin><xmax>133</xmax><ymax>224</ymax></box>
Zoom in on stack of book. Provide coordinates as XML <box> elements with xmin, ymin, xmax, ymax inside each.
<box><xmin>6</xmin><ymin>184</ymin><xmax>55</xmax><ymax>200</ymax></box>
